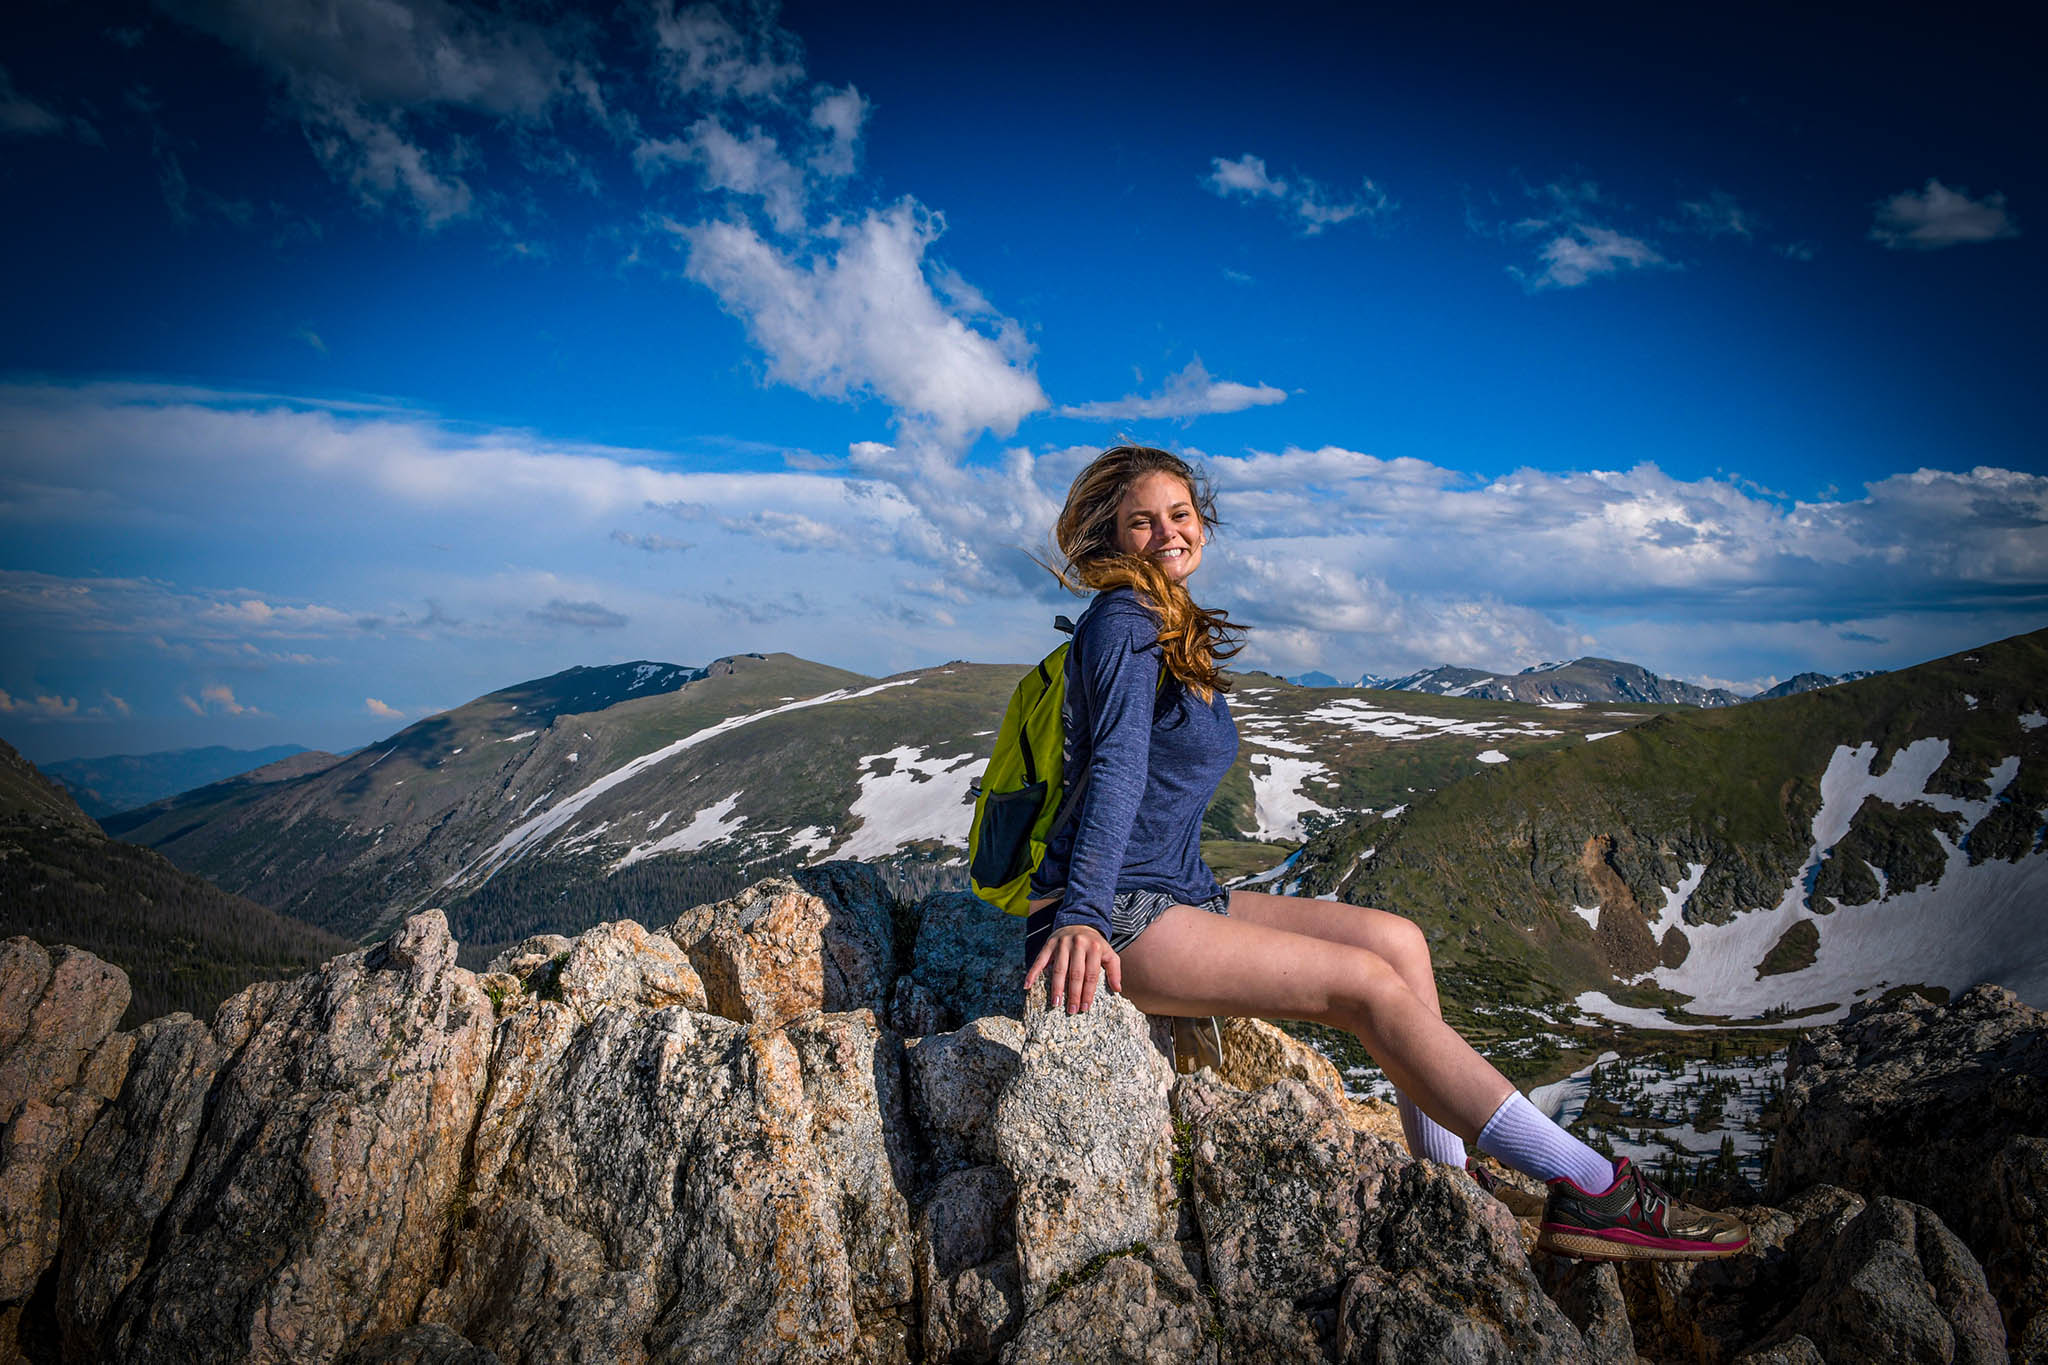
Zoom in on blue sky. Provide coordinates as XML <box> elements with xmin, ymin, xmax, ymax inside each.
<box><xmin>2</xmin><ymin>0</ymin><xmax>2043</xmax><ymax>763</ymax></box>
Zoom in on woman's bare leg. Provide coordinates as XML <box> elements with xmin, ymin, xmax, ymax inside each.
<box><xmin>1225</xmin><ymin>890</ymin><xmax>1466</xmax><ymax>1160</ymax></box>
<box><xmin>1115</xmin><ymin>905</ymin><xmax>1514</xmax><ymax>1140</ymax></box>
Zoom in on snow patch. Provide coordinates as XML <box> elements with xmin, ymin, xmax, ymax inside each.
<box><xmin>2021</xmin><ymin>713</ymin><xmax>2045</xmax><ymax>731</ymax></box>
<box><xmin>833</xmin><ymin>745</ymin><xmax>982</xmax><ymax>860</ymax></box>
<box><xmin>497</xmin><ymin>730</ymin><xmax>538</xmax><ymax>743</ymax></box>
<box><xmin>1531</xmin><ymin>1051</ymin><xmax>1620</xmax><ymax>1122</ymax></box>
<box><xmin>450</xmin><ymin>677</ymin><xmax>921</xmax><ymax>888</ymax></box>
<box><xmin>1248</xmin><ymin>753</ymin><xmax>1338</xmax><ymax>840</ymax></box>
<box><xmin>1381</xmin><ymin>804</ymin><xmax>1407</xmax><ymax>820</ymax></box>
<box><xmin>566</xmin><ymin>753</ymin><xmax>578</xmax><ymax>763</ymax></box>
<box><xmin>1583</xmin><ymin>731</ymin><xmax>1622</xmax><ymax>743</ymax></box>
<box><xmin>611</xmin><ymin>795</ymin><xmax>744</xmax><ymax>869</ymax></box>
<box><xmin>1475</xmin><ymin>749</ymin><xmax>1509</xmax><ymax>764</ymax></box>
<box><xmin>1540</xmin><ymin>701</ymin><xmax>1585</xmax><ymax>710</ymax></box>
<box><xmin>1571</xmin><ymin>904</ymin><xmax>1601</xmax><ymax>930</ymax></box>
<box><xmin>1634</xmin><ymin>740</ymin><xmax>2046</xmax><ymax>1021</ymax></box>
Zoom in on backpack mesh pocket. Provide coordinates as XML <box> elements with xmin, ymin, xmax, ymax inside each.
<box><xmin>969</xmin><ymin>781</ymin><xmax>1046</xmax><ymax>888</ymax></box>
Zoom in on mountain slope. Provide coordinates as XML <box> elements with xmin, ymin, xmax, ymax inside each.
<box><xmin>1369</xmin><ymin>657</ymin><xmax>1748</xmax><ymax>707</ymax></box>
<box><xmin>1288</xmin><ymin>629</ymin><xmax>2048</xmax><ymax>1023</ymax></box>
<box><xmin>115</xmin><ymin>653</ymin><xmax>1668</xmax><ymax>965</ymax></box>
<box><xmin>44</xmin><ymin>744</ymin><xmax>311</xmax><ymax>819</ymax></box>
<box><xmin>0</xmin><ymin>738</ymin><xmax>351</xmax><ymax>1027</ymax></box>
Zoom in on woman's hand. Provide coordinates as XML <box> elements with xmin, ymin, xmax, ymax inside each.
<box><xmin>1023</xmin><ymin>923</ymin><xmax>1122</xmax><ymax>1014</ymax></box>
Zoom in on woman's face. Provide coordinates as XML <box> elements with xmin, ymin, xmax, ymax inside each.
<box><xmin>1114</xmin><ymin>470</ymin><xmax>1205</xmax><ymax>583</ymax></box>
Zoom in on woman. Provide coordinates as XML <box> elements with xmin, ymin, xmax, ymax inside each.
<box><xmin>1022</xmin><ymin>444</ymin><xmax>1748</xmax><ymax>1263</ymax></box>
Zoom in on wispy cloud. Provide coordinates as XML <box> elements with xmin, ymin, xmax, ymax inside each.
<box><xmin>527</xmin><ymin>598</ymin><xmax>629</xmax><ymax>630</ymax></box>
<box><xmin>365</xmin><ymin>696</ymin><xmax>404</xmax><ymax>718</ymax></box>
<box><xmin>1057</xmin><ymin>357</ymin><xmax>1287</xmax><ymax>422</ymax></box>
<box><xmin>1</xmin><ymin>64</ymin><xmax>99</xmax><ymax>143</ymax></box>
<box><xmin>1204</xmin><ymin>153</ymin><xmax>1394</xmax><ymax>235</ymax></box>
<box><xmin>1869</xmin><ymin>178</ymin><xmax>2019</xmax><ymax>250</ymax></box>
<box><xmin>1504</xmin><ymin>180</ymin><xmax>1668</xmax><ymax>290</ymax></box>
<box><xmin>609</xmin><ymin>529</ymin><xmax>693</xmax><ymax>553</ymax></box>
<box><xmin>1675</xmin><ymin>190</ymin><xmax>1754</xmax><ymax>239</ymax></box>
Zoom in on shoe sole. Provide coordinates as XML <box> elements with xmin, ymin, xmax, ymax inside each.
<box><xmin>1537</xmin><ymin>1226</ymin><xmax>1750</xmax><ymax>1261</ymax></box>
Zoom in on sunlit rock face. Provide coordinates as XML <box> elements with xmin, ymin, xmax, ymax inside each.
<box><xmin>6</xmin><ymin>865</ymin><xmax>2035</xmax><ymax>1363</ymax></box>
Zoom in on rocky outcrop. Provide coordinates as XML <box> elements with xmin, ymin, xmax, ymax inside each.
<box><xmin>1770</xmin><ymin>983</ymin><xmax>2048</xmax><ymax>1357</ymax></box>
<box><xmin>0</xmin><ymin>942</ymin><xmax>132</xmax><ymax>1361</ymax></box>
<box><xmin>6</xmin><ymin>878</ymin><xmax>2038</xmax><ymax>1363</ymax></box>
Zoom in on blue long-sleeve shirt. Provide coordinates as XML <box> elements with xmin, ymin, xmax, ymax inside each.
<box><xmin>1030</xmin><ymin>587</ymin><xmax>1239</xmax><ymax>941</ymax></box>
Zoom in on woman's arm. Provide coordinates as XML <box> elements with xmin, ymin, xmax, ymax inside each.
<box><xmin>1023</xmin><ymin>598</ymin><xmax>1156</xmax><ymax>1011</ymax></box>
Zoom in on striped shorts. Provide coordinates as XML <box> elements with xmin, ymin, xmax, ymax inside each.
<box><xmin>1025</xmin><ymin>887</ymin><xmax>1232</xmax><ymax>964</ymax></box>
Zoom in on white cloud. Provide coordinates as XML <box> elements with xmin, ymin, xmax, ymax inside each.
<box><xmin>1523</xmin><ymin>224</ymin><xmax>1665</xmax><ymax>289</ymax></box>
<box><xmin>0</xmin><ymin>688</ymin><xmax>79</xmax><ymax>719</ymax></box>
<box><xmin>1498</xmin><ymin>179</ymin><xmax>1669</xmax><ymax>290</ymax></box>
<box><xmin>1207</xmin><ymin>153</ymin><xmax>1287</xmax><ymax>198</ymax></box>
<box><xmin>808</xmin><ymin>84</ymin><xmax>867</xmax><ymax>177</ymax></box>
<box><xmin>649</xmin><ymin>0</ymin><xmax>804</xmax><ymax>100</ymax></box>
<box><xmin>638</xmin><ymin>117</ymin><xmax>809</xmax><ymax>233</ymax></box>
<box><xmin>1870</xmin><ymin>178</ymin><xmax>2019</xmax><ymax>250</ymax></box>
<box><xmin>1058</xmin><ymin>357</ymin><xmax>1287</xmax><ymax>422</ymax></box>
<box><xmin>1204</xmin><ymin>152</ymin><xmax>1394</xmax><ymax>234</ymax></box>
<box><xmin>179</xmin><ymin>682</ymin><xmax>266</xmax><ymax>717</ymax></box>
<box><xmin>674</xmin><ymin>200</ymin><xmax>1048</xmax><ymax>447</ymax></box>
<box><xmin>365</xmin><ymin>697</ymin><xmax>404</xmax><ymax>718</ymax></box>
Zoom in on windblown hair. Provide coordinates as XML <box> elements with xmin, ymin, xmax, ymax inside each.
<box><xmin>1049</xmin><ymin>445</ymin><xmax>1247</xmax><ymax>699</ymax></box>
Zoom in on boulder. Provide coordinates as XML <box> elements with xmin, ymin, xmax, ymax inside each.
<box><xmin>666</xmin><ymin>878</ymin><xmax>829</xmax><ymax>1028</ymax></box>
<box><xmin>423</xmin><ymin>988</ymin><xmax>916</xmax><ymax>1364</ymax></box>
<box><xmin>0</xmin><ymin>940</ymin><xmax>133</xmax><ymax>1359</ymax></box>
<box><xmin>908</xmin><ymin>1016</ymin><xmax>1025</xmax><ymax>1176</ymax></box>
<box><xmin>54</xmin><ymin>912</ymin><xmax>494</xmax><ymax>1365</ymax></box>
<box><xmin>893</xmin><ymin>891</ymin><xmax>1021</xmax><ymax>1035</ymax></box>
<box><xmin>793</xmin><ymin>861</ymin><xmax>903</xmax><ymax>1015</ymax></box>
<box><xmin>550</xmin><ymin>918</ymin><xmax>705</xmax><ymax>1016</ymax></box>
<box><xmin>917</xmin><ymin>1165</ymin><xmax>1023</xmax><ymax>1365</ymax></box>
<box><xmin>1213</xmin><ymin>1015</ymin><xmax>1345</xmax><ymax>1103</ymax></box>
<box><xmin>994</xmin><ymin>979</ymin><xmax>1178</xmax><ymax>1309</ymax></box>
<box><xmin>1618</xmin><ymin>1185</ymin><xmax>2005</xmax><ymax>1364</ymax></box>
<box><xmin>998</xmin><ymin>1244</ymin><xmax>1215</xmax><ymax>1365</ymax></box>
<box><xmin>1770</xmin><ymin>983</ymin><xmax>2048</xmax><ymax>1347</ymax></box>
<box><xmin>1177</xmin><ymin>1072</ymin><xmax>1587</xmax><ymax>1362</ymax></box>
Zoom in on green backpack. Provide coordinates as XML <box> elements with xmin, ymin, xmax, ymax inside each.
<box><xmin>968</xmin><ymin>611</ymin><xmax>1162</xmax><ymax>914</ymax></box>
<box><xmin>967</xmin><ymin>615</ymin><xmax>1080</xmax><ymax>915</ymax></box>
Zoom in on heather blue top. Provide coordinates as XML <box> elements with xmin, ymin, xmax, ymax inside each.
<box><xmin>1030</xmin><ymin>586</ymin><xmax>1239</xmax><ymax>942</ymax></box>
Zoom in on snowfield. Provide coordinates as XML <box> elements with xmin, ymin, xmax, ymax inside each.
<box><xmin>1248</xmin><ymin>753</ymin><xmax>1337</xmax><ymax>840</ymax></box>
<box><xmin>833</xmin><ymin>745</ymin><xmax>982</xmax><ymax>860</ymax></box>
<box><xmin>1575</xmin><ymin>739</ymin><xmax>2047</xmax><ymax>1028</ymax></box>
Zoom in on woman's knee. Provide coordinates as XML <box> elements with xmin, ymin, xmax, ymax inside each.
<box><xmin>1329</xmin><ymin>946</ymin><xmax>1415</xmax><ymax>1024</ymax></box>
<box><xmin>1377</xmin><ymin>912</ymin><xmax>1433</xmax><ymax>981</ymax></box>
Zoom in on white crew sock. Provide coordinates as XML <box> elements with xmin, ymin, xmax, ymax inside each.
<box><xmin>1396</xmin><ymin>1090</ymin><xmax>1468</xmax><ymax>1166</ymax></box>
<box><xmin>1473</xmin><ymin>1090</ymin><xmax>1616</xmax><ymax>1191</ymax></box>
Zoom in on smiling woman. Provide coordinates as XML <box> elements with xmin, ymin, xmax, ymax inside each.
<box><xmin>1019</xmin><ymin>442</ymin><xmax>1753</xmax><ymax>1264</ymax></box>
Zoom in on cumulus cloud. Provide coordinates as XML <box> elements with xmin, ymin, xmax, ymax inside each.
<box><xmin>807</xmin><ymin>84</ymin><xmax>867</xmax><ymax>177</ymax></box>
<box><xmin>1204</xmin><ymin>153</ymin><xmax>1394</xmax><ymax>234</ymax></box>
<box><xmin>637</xmin><ymin>117</ymin><xmax>809</xmax><ymax>233</ymax></box>
<box><xmin>1058</xmin><ymin>357</ymin><xmax>1287</xmax><ymax>422</ymax></box>
<box><xmin>365</xmin><ymin>696</ymin><xmax>404</xmax><ymax>718</ymax></box>
<box><xmin>1870</xmin><ymin>178</ymin><xmax>2019</xmax><ymax>250</ymax></box>
<box><xmin>674</xmin><ymin>201</ymin><xmax>1047</xmax><ymax>447</ymax></box>
<box><xmin>0</xmin><ymin>688</ymin><xmax>79</xmax><ymax>719</ymax></box>
<box><xmin>527</xmin><ymin>597</ymin><xmax>629</xmax><ymax>630</ymax></box>
<box><xmin>179</xmin><ymin>683</ymin><xmax>266</xmax><ymax>717</ymax></box>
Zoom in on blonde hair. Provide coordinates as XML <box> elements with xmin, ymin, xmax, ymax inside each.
<box><xmin>1049</xmin><ymin>445</ymin><xmax>1246</xmax><ymax>699</ymax></box>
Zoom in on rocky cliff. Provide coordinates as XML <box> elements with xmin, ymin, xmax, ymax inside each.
<box><xmin>3</xmin><ymin>866</ymin><xmax>2040</xmax><ymax>1363</ymax></box>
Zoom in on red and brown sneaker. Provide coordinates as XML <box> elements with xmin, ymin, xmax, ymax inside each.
<box><xmin>1536</xmin><ymin>1157</ymin><xmax>1750</xmax><ymax>1261</ymax></box>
